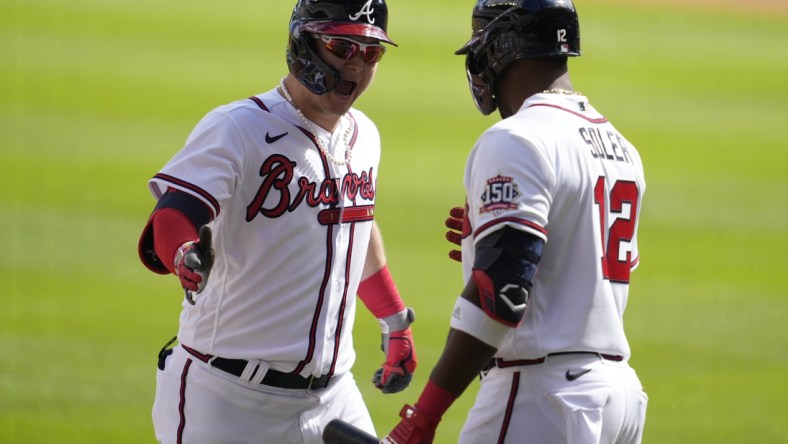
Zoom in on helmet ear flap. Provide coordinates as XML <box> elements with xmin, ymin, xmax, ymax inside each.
<box><xmin>286</xmin><ymin>27</ymin><xmax>340</xmax><ymax>95</ymax></box>
<box><xmin>457</xmin><ymin>0</ymin><xmax>581</xmax><ymax>115</ymax></box>
<box><xmin>464</xmin><ymin>50</ymin><xmax>497</xmax><ymax>115</ymax></box>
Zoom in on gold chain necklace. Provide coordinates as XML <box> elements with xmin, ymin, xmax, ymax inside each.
<box><xmin>279</xmin><ymin>77</ymin><xmax>353</xmax><ymax>167</ymax></box>
<box><xmin>541</xmin><ymin>88</ymin><xmax>583</xmax><ymax>96</ymax></box>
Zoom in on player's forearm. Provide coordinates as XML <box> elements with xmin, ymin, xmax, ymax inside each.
<box><xmin>358</xmin><ymin>221</ymin><xmax>406</xmax><ymax>317</ymax></box>
<box><xmin>429</xmin><ymin>328</ymin><xmax>497</xmax><ymax>398</ymax></box>
<box><xmin>362</xmin><ymin>221</ymin><xmax>387</xmax><ymax>279</ymax></box>
<box><xmin>422</xmin><ymin>280</ymin><xmax>505</xmax><ymax>403</ymax></box>
<box><xmin>357</xmin><ymin>266</ymin><xmax>406</xmax><ymax>318</ymax></box>
<box><xmin>395</xmin><ymin>328</ymin><xmax>495</xmax><ymax>429</ymax></box>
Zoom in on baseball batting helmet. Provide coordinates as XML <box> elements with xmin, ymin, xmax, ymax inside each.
<box><xmin>456</xmin><ymin>0</ymin><xmax>581</xmax><ymax>115</ymax></box>
<box><xmin>287</xmin><ymin>0</ymin><xmax>397</xmax><ymax>95</ymax></box>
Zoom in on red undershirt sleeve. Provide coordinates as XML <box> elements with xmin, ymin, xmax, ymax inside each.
<box><xmin>152</xmin><ymin>208</ymin><xmax>199</xmax><ymax>274</ymax></box>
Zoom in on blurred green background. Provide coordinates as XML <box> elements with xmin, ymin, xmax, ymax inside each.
<box><xmin>2</xmin><ymin>0</ymin><xmax>787</xmax><ymax>442</ymax></box>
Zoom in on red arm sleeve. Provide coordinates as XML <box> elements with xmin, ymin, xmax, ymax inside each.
<box><xmin>151</xmin><ymin>208</ymin><xmax>199</xmax><ymax>274</ymax></box>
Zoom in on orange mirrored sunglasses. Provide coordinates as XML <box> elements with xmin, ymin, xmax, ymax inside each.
<box><xmin>316</xmin><ymin>34</ymin><xmax>386</xmax><ymax>64</ymax></box>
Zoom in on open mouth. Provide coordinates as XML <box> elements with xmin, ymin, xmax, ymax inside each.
<box><xmin>334</xmin><ymin>79</ymin><xmax>357</xmax><ymax>97</ymax></box>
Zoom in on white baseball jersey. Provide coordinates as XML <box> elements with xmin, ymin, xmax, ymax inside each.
<box><xmin>148</xmin><ymin>88</ymin><xmax>380</xmax><ymax>378</ymax></box>
<box><xmin>461</xmin><ymin>92</ymin><xmax>646</xmax><ymax>360</ymax></box>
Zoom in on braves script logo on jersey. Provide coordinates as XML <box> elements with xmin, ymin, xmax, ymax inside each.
<box><xmin>349</xmin><ymin>0</ymin><xmax>375</xmax><ymax>23</ymax></box>
<box><xmin>480</xmin><ymin>175</ymin><xmax>519</xmax><ymax>215</ymax></box>
<box><xmin>246</xmin><ymin>154</ymin><xmax>375</xmax><ymax>222</ymax></box>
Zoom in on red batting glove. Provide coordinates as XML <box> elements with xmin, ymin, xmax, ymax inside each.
<box><xmin>384</xmin><ymin>381</ymin><xmax>456</xmax><ymax>444</ymax></box>
<box><xmin>174</xmin><ymin>225</ymin><xmax>214</xmax><ymax>303</ymax></box>
<box><xmin>175</xmin><ymin>242</ymin><xmax>202</xmax><ymax>292</ymax></box>
<box><xmin>374</xmin><ymin>325</ymin><xmax>417</xmax><ymax>393</ymax></box>
<box><xmin>445</xmin><ymin>206</ymin><xmax>465</xmax><ymax>263</ymax></box>
<box><xmin>382</xmin><ymin>404</ymin><xmax>440</xmax><ymax>444</ymax></box>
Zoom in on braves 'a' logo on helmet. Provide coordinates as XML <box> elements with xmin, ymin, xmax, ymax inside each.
<box><xmin>349</xmin><ymin>0</ymin><xmax>375</xmax><ymax>23</ymax></box>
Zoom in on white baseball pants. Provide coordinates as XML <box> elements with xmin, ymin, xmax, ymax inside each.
<box><xmin>152</xmin><ymin>345</ymin><xmax>375</xmax><ymax>444</ymax></box>
<box><xmin>459</xmin><ymin>353</ymin><xmax>648</xmax><ymax>444</ymax></box>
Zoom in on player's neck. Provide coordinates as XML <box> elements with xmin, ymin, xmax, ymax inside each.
<box><xmin>497</xmin><ymin>62</ymin><xmax>574</xmax><ymax>118</ymax></box>
<box><xmin>279</xmin><ymin>77</ymin><xmax>343</xmax><ymax>133</ymax></box>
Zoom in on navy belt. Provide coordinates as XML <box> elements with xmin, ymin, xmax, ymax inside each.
<box><xmin>483</xmin><ymin>351</ymin><xmax>624</xmax><ymax>374</ymax></box>
<box><xmin>182</xmin><ymin>345</ymin><xmax>331</xmax><ymax>390</ymax></box>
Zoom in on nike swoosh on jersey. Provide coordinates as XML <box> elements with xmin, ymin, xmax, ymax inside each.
<box><xmin>265</xmin><ymin>131</ymin><xmax>288</xmax><ymax>144</ymax></box>
<box><xmin>565</xmin><ymin>368</ymin><xmax>592</xmax><ymax>381</ymax></box>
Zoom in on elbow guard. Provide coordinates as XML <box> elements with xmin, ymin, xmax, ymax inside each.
<box><xmin>138</xmin><ymin>190</ymin><xmax>213</xmax><ymax>273</ymax></box>
<box><xmin>472</xmin><ymin>226</ymin><xmax>544</xmax><ymax>327</ymax></box>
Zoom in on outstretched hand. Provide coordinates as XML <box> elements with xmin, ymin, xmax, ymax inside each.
<box><xmin>175</xmin><ymin>225</ymin><xmax>215</xmax><ymax>304</ymax></box>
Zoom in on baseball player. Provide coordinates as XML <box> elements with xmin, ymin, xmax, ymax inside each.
<box><xmin>136</xmin><ymin>1</ymin><xmax>417</xmax><ymax>443</ymax></box>
<box><xmin>384</xmin><ymin>1</ymin><xmax>647</xmax><ymax>443</ymax></box>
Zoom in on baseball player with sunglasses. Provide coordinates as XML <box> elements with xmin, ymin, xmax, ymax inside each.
<box><xmin>384</xmin><ymin>1</ymin><xmax>647</xmax><ymax>443</ymax></box>
<box><xmin>137</xmin><ymin>1</ymin><xmax>417</xmax><ymax>443</ymax></box>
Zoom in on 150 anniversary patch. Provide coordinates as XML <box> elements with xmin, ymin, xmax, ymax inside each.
<box><xmin>480</xmin><ymin>174</ymin><xmax>519</xmax><ymax>215</ymax></box>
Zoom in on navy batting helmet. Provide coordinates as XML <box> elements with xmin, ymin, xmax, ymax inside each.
<box><xmin>287</xmin><ymin>0</ymin><xmax>396</xmax><ymax>95</ymax></box>
<box><xmin>456</xmin><ymin>0</ymin><xmax>581</xmax><ymax>115</ymax></box>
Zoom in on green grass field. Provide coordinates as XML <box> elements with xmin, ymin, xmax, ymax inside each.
<box><xmin>2</xmin><ymin>0</ymin><xmax>787</xmax><ymax>442</ymax></box>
